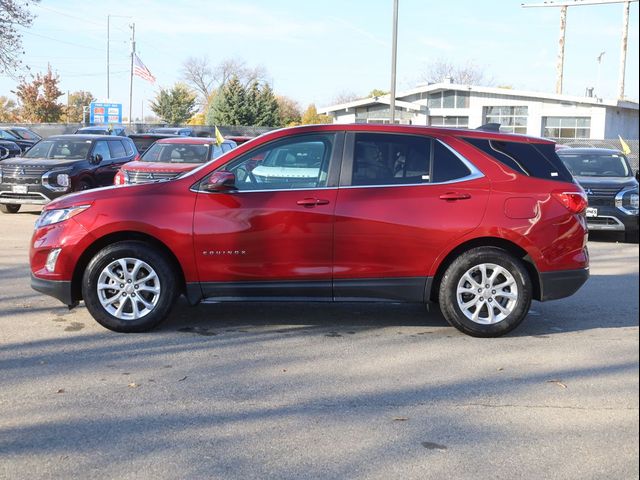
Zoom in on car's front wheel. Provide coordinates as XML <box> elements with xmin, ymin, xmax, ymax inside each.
<box><xmin>82</xmin><ymin>241</ymin><xmax>179</xmax><ymax>332</ymax></box>
<box><xmin>438</xmin><ymin>247</ymin><xmax>532</xmax><ymax>337</ymax></box>
<box><xmin>0</xmin><ymin>204</ymin><xmax>20</xmax><ymax>214</ymax></box>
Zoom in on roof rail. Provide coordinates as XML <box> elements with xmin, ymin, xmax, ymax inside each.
<box><xmin>475</xmin><ymin>123</ymin><xmax>501</xmax><ymax>132</ymax></box>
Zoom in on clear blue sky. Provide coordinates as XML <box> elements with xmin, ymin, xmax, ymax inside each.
<box><xmin>1</xmin><ymin>0</ymin><xmax>638</xmax><ymax>120</ymax></box>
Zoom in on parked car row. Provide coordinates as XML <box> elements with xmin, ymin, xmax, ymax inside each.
<box><xmin>0</xmin><ymin>127</ymin><xmax>254</xmax><ymax>213</ymax></box>
<box><xmin>1</xmin><ymin>125</ymin><xmax>637</xmax><ymax>242</ymax></box>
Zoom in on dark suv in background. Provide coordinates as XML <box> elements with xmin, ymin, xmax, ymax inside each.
<box><xmin>557</xmin><ymin>148</ymin><xmax>639</xmax><ymax>242</ymax></box>
<box><xmin>0</xmin><ymin>127</ymin><xmax>39</xmax><ymax>153</ymax></box>
<box><xmin>0</xmin><ymin>135</ymin><xmax>137</xmax><ymax>213</ymax></box>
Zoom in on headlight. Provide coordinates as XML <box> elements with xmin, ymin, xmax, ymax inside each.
<box><xmin>56</xmin><ymin>173</ymin><xmax>70</xmax><ymax>187</ymax></box>
<box><xmin>35</xmin><ymin>205</ymin><xmax>90</xmax><ymax>229</ymax></box>
<box><xmin>616</xmin><ymin>187</ymin><xmax>640</xmax><ymax>214</ymax></box>
<box><xmin>42</xmin><ymin>169</ymin><xmax>72</xmax><ymax>192</ymax></box>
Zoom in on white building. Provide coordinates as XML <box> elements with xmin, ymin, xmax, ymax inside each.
<box><xmin>318</xmin><ymin>82</ymin><xmax>639</xmax><ymax>140</ymax></box>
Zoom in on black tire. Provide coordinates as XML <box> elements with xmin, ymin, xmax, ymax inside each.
<box><xmin>82</xmin><ymin>241</ymin><xmax>179</xmax><ymax>332</ymax></box>
<box><xmin>0</xmin><ymin>204</ymin><xmax>20</xmax><ymax>214</ymax></box>
<box><xmin>76</xmin><ymin>180</ymin><xmax>92</xmax><ymax>191</ymax></box>
<box><xmin>438</xmin><ymin>247</ymin><xmax>532</xmax><ymax>338</ymax></box>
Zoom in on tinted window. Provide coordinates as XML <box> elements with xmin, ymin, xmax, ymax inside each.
<box><xmin>464</xmin><ymin>138</ymin><xmax>573</xmax><ymax>182</ymax></box>
<box><xmin>221</xmin><ymin>143</ymin><xmax>232</xmax><ymax>153</ymax></box>
<box><xmin>0</xmin><ymin>130</ymin><xmax>19</xmax><ymax>140</ymax></box>
<box><xmin>24</xmin><ymin>139</ymin><xmax>92</xmax><ymax>159</ymax></box>
<box><xmin>92</xmin><ymin>141</ymin><xmax>112</xmax><ymax>160</ymax></box>
<box><xmin>122</xmin><ymin>139</ymin><xmax>135</xmax><ymax>156</ymax></box>
<box><xmin>352</xmin><ymin>133</ymin><xmax>431</xmax><ymax>186</ymax></box>
<box><xmin>558</xmin><ymin>152</ymin><xmax>631</xmax><ymax>178</ymax></box>
<box><xmin>108</xmin><ymin>140</ymin><xmax>126</xmax><ymax>158</ymax></box>
<box><xmin>142</xmin><ymin>143</ymin><xmax>210</xmax><ymax>164</ymax></box>
<box><xmin>224</xmin><ymin>134</ymin><xmax>334</xmax><ymax>191</ymax></box>
<box><xmin>212</xmin><ymin>145</ymin><xmax>224</xmax><ymax>159</ymax></box>
<box><xmin>131</xmin><ymin>136</ymin><xmax>158</xmax><ymax>153</ymax></box>
<box><xmin>432</xmin><ymin>141</ymin><xmax>472</xmax><ymax>183</ymax></box>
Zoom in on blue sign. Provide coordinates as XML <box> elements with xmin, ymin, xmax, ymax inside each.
<box><xmin>90</xmin><ymin>102</ymin><xmax>122</xmax><ymax>125</ymax></box>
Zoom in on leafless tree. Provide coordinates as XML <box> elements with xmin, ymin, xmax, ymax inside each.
<box><xmin>419</xmin><ymin>59</ymin><xmax>495</xmax><ymax>86</ymax></box>
<box><xmin>182</xmin><ymin>56</ymin><xmax>268</xmax><ymax>108</ymax></box>
<box><xmin>181</xmin><ymin>56</ymin><xmax>215</xmax><ymax>107</ymax></box>
<box><xmin>0</xmin><ymin>0</ymin><xmax>39</xmax><ymax>79</ymax></box>
<box><xmin>331</xmin><ymin>91</ymin><xmax>360</xmax><ymax>104</ymax></box>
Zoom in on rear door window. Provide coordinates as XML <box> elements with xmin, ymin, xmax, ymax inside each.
<box><xmin>108</xmin><ymin>140</ymin><xmax>127</xmax><ymax>159</ymax></box>
<box><xmin>351</xmin><ymin>133</ymin><xmax>431</xmax><ymax>186</ymax></box>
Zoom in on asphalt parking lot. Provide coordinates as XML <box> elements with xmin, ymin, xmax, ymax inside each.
<box><xmin>0</xmin><ymin>206</ymin><xmax>638</xmax><ymax>480</ymax></box>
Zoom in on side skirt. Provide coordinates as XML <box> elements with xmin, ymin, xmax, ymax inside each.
<box><xmin>186</xmin><ymin>277</ymin><xmax>432</xmax><ymax>304</ymax></box>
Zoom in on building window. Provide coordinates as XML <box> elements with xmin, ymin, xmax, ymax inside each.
<box><xmin>542</xmin><ymin>117</ymin><xmax>591</xmax><ymax>139</ymax></box>
<box><xmin>430</xmin><ymin>116</ymin><xmax>469</xmax><ymax>128</ymax></box>
<box><xmin>484</xmin><ymin>106</ymin><xmax>528</xmax><ymax>134</ymax></box>
<box><xmin>427</xmin><ymin>90</ymin><xmax>470</xmax><ymax>109</ymax></box>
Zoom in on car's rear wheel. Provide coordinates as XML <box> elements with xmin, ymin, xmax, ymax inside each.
<box><xmin>439</xmin><ymin>247</ymin><xmax>532</xmax><ymax>337</ymax></box>
<box><xmin>82</xmin><ymin>241</ymin><xmax>179</xmax><ymax>332</ymax></box>
<box><xmin>0</xmin><ymin>204</ymin><xmax>20</xmax><ymax>214</ymax></box>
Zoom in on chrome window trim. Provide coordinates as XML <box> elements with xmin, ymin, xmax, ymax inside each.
<box><xmin>190</xmin><ymin>138</ymin><xmax>485</xmax><ymax>193</ymax></box>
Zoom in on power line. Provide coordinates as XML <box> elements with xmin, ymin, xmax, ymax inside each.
<box><xmin>20</xmin><ymin>30</ymin><xmax>103</xmax><ymax>52</ymax></box>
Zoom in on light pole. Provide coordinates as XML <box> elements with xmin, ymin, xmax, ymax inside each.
<box><xmin>389</xmin><ymin>0</ymin><xmax>399</xmax><ymax>124</ymax></box>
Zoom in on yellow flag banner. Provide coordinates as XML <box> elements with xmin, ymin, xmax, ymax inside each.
<box><xmin>618</xmin><ymin>135</ymin><xmax>632</xmax><ymax>155</ymax></box>
<box><xmin>215</xmin><ymin>126</ymin><xmax>225</xmax><ymax>146</ymax></box>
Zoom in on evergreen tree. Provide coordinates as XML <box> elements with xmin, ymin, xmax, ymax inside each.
<box><xmin>150</xmin><ymin>83</ymin><xmax>196</xmax><ymax>125</ymax></box>
<box><xmin>207</xmin><ymin>76</ymin><xmax>249</xmax><ymax>126</ymax></box>
<box><xmin>255</xmin><ymin>83</ymin><xmax>280</xmax><ymax>127</ymax></box>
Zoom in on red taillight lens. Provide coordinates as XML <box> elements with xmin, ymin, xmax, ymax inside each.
<box><xmin>552</xmin><ymin>191</ymin><xmax>588</xmax><ymax>214</ymax></box>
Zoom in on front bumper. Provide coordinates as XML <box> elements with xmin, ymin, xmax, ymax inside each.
<box><xmin>539</xmin><ymin>268</ymin><xmax>589</xmax><ymax>301</ymax></box>
<box><xmin>0</xmin><ymin>182</ymin><xmax>60</xmax><ymax>205</ymax></box>
<box><xmin>586</xmin><ymin>206</ymin><xmax>638</xmax><ymax>232</ymax></box>
<box><xmin>31</xmin><ymin>273</ymin><xmax>76</xmax><ymax>307</ymax></box>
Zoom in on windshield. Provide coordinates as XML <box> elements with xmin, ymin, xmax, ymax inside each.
<box><xmin>24</xmin><ymin>139</ymin><xmax>92</xmax><ymax>160</ymax></box>
<box><xmin>141</xmin><ymin>143</ymin><xmax>210</xmax><ymax>164</ymax></box>
<box><xmin>11</xmin><ymin>128</ymin><xmax>41</xmax><ymax>141</ymax></box>
<box><xmin>558</xmin><ymin>152</ymin><xmax>631</xmax><ymax>177</ymax></box>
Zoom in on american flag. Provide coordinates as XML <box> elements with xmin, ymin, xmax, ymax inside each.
<box><xmin>133</xmin><ymin>54</ymin><xmax>156</xmax><ymax>84</ymax></box>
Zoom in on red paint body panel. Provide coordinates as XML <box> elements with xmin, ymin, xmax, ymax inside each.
<box><xmin>193</xmin><ymin>189</ymin><xmax>337</xmax><ymax>281</ymax></box>
<box><xmin>333</xmin><ymin>178</ymin><xmax>491</xmax><ymax>278</ymax></box>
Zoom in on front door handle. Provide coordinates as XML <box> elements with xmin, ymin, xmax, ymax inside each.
<box><xmin>439</xmin><ymin>192</ymin><xmax>471</xmax><ymax>201</ymax></box>
<box><xmin>297</xmin><ymin>198</ymin><xmax>330</xmax><ymax>207</ymax></box>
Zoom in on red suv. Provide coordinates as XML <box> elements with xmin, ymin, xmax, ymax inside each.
<box><xmin>29</xmin><ymin>125</ymin><xmax>589</xmax><ymax>337</ymax></box>
<box><xmin>114</xmin><ymin>137</ymin><xmax>238</xmax><ymax>185</ymax></box>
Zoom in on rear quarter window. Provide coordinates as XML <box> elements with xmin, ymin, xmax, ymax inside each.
<box><xmin>464</xmin><ymin>137</ymin><xmax>573</xmax><ymax>183</ymax></box>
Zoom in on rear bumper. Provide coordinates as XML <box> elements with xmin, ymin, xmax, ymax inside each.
<box><xmin>539</xmin><ymin>268</ymin><xmax>589</xmax><ymax>301</ymax></box>
<box><xmin>31</xmin><ymin>274</ymin><xmax>76</xmax><ymax>307</ymax></box>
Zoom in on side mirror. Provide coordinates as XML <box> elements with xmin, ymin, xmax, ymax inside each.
<box><xmin>90</xmin><ymin>153</ymin><xmax>103</xmax><ymax>165</ymax></box>
<box><xmin>202</xmin><ymin>171</ymin><xmax>236</xmax><ymax>192</ymax></box>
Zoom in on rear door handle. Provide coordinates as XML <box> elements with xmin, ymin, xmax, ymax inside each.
<box><xmin>297</xmin><ymin>198</ymin><xmax>330</xmax><ymax>207</ymax></box>
<box><xmin>439</xmin><ymin>192</ymin><xmax>471</xmax><ymax>201</ymax></box>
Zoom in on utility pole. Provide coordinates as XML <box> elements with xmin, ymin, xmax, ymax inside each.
<box><xmin>389</xmin><ymin>0</ymin><xmax>399</xmax><ymax>124</ymax></box>
<box><xmin>106</xmin><ymin>15</ymin><xmax>110</xmax><ymax>99</ymax></box>
<box><xmin>128</xmin><ymin>22</ymin><xmax>136</xmax><ymax>126</ymax></box>
<box><xmin>522</xmin><ymin>0</ymin><xmax>637</xmax><ymax>98</ymax></box>
<box><xmin>618</xmin><ymin>1</ymin><xmax>630</xmax><ymax>99</ymax></box>
<box><xmin>556</xmin><ymin>6</ymin><xmax>567</xmax><ymax>94</ymax></box>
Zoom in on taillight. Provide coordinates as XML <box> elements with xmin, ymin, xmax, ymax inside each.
<box><xmin>552</xmin><ymin>190</ymin><xmax>588</xmax><ymax>214</ymax></box>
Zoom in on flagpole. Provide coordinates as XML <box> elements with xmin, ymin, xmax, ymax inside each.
<box><xmin>128</xmin><ymin>22</ymin><xmax>136</xmax><ymax>126</ymax></box>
